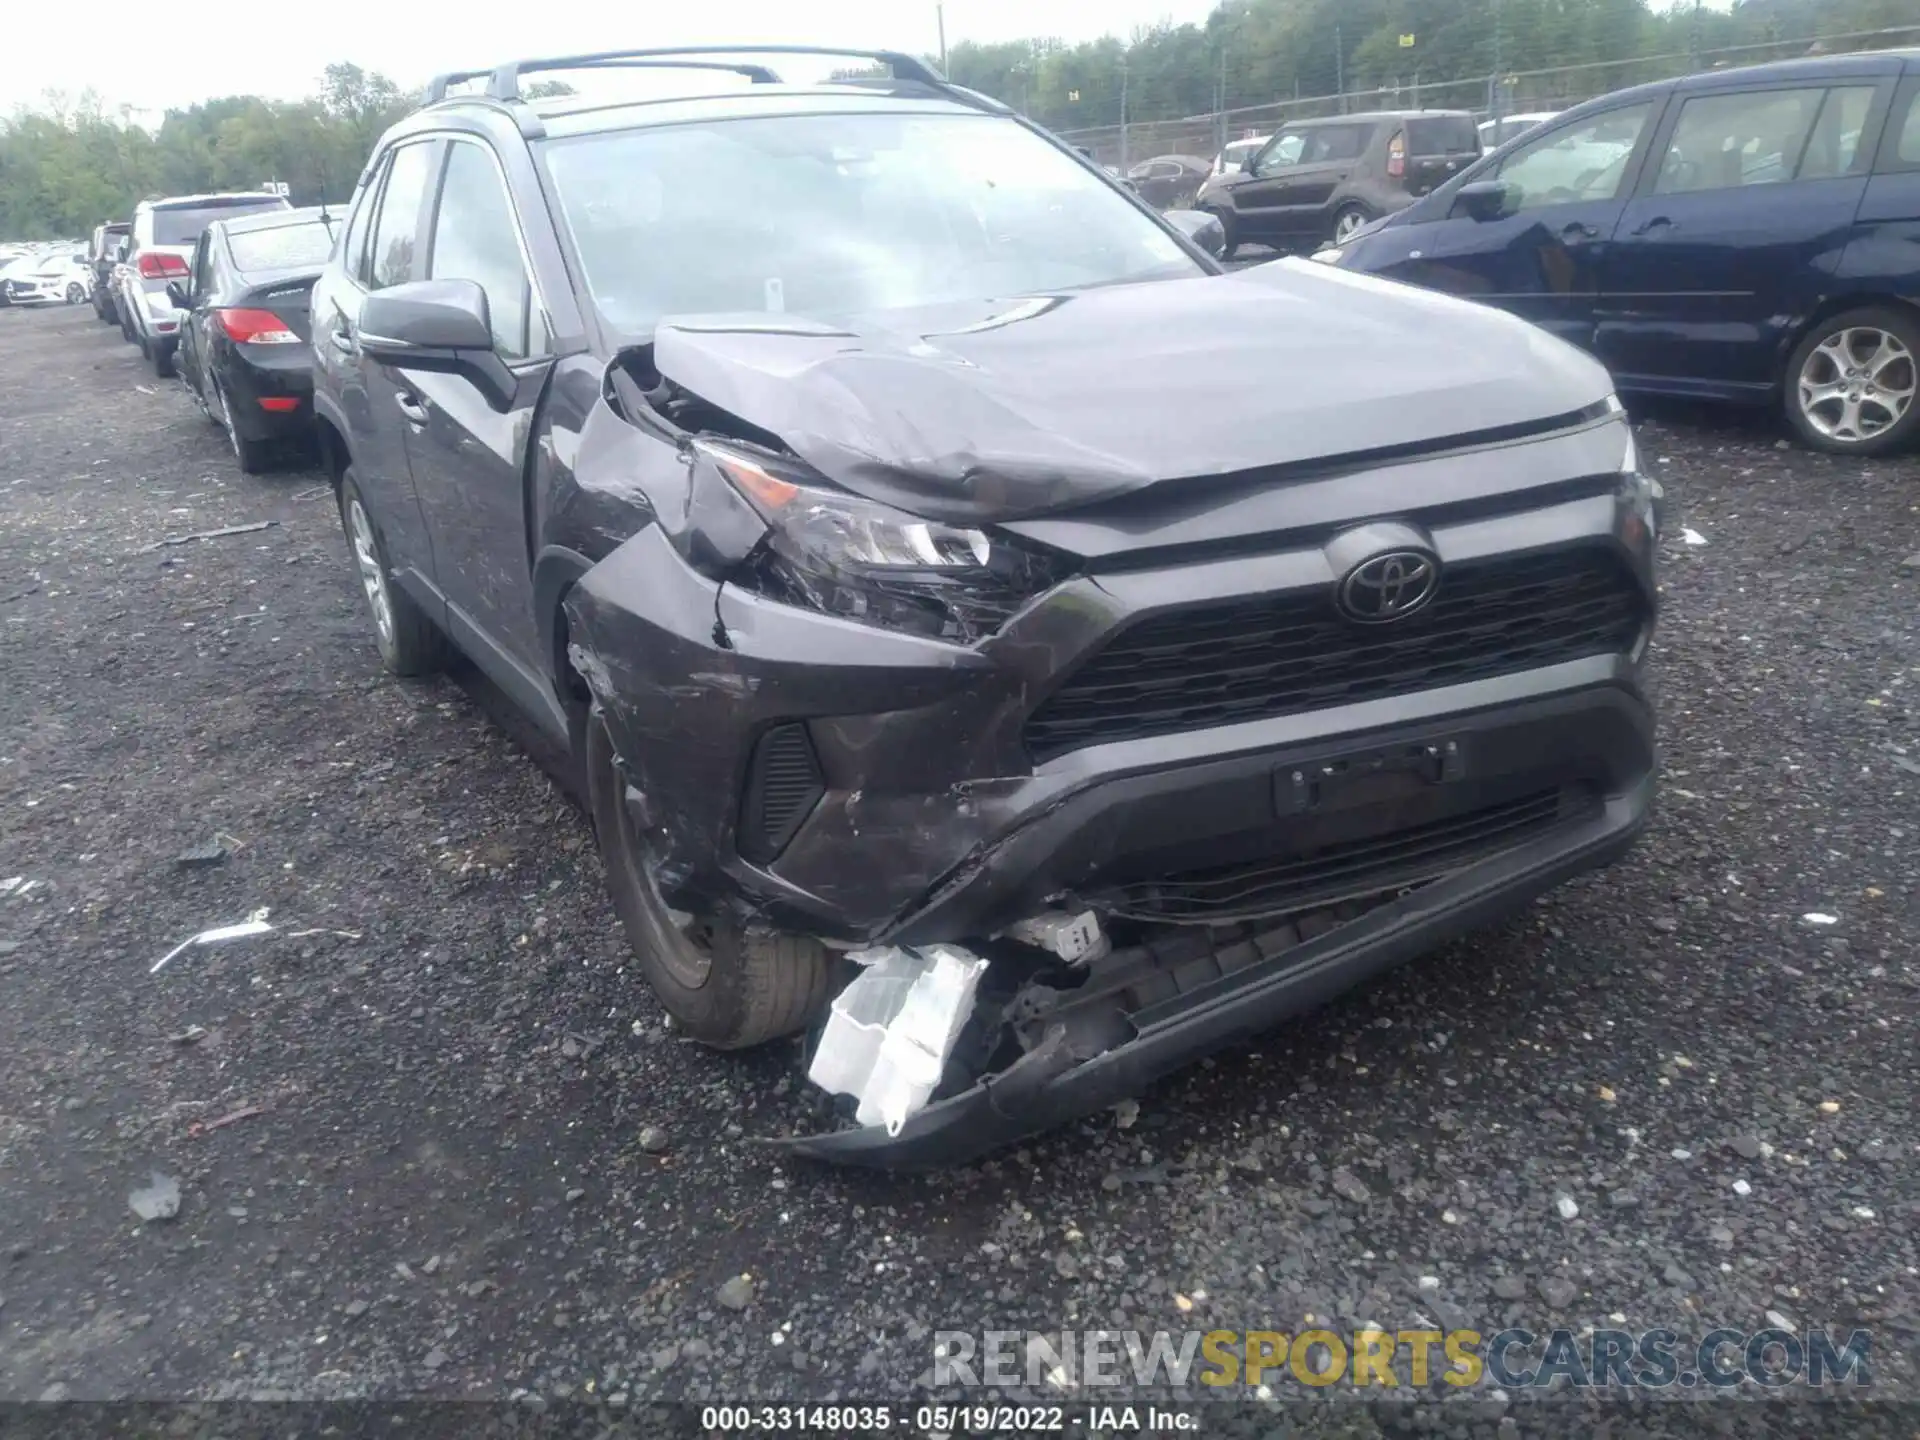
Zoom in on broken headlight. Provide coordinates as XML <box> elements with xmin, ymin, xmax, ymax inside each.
<box><xmin>697</xmin><ymin>441</ymin><xmax>1067</xmax><ymax>644</ymax></box>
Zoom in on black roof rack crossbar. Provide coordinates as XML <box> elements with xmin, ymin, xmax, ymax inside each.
<box><xmin>423</xmin><ymin>68</ymin><xmax>495</xmax><ymax>104</ymax></box>
<box><xmin>479</xmin><ymin>45</ymin><xmax>947</xmax><ymax>102</ymax></box>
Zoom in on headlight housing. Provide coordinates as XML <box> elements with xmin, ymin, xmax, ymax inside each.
<box><xmin>695</xmin><ymin>441</ymin><xmax>1068</xmax><ymax>644</ymax></box>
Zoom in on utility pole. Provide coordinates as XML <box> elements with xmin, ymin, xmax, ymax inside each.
<box><xmin>937</xmin><ymin>4</ymin><xmax>948</xmax><ymax>73</ymax></box>
<box><xmin>1336</xmin><ymin>23</ymin><xmax>1346</xmax><ymax>114</ymax></box>
<box><xmin>1491</xmin><ymin>0</ymin><xmax>1505</xmax><ymax>123</ymax></box>
<box><xmin>1216</xmin><ymin>46</ymin><xmax>1228</xmax><ymax>157</ymax></box>
<box><xmin>1689</xmin><ymin>0</ymin><xmax>1703</xmax><ymax>72</ymax></box>
<box><xmin>1119</xmin><ymin>56</ymin><xmax>1130</xmax><ymax>174</ymax></box>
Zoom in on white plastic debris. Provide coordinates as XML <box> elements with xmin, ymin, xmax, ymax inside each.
<box><xmin>1555</xmin><ymin>1193</ymin><xmax>1580</xmax><ymax>1220</ymax></box>
<box><xmin>0</xmin><ymin>876</ymin><xmax>23</xmax><ymax>896</ymax></box>
<box><xmin>1801</xmin><ymin>912</ymin><xmax>1839</xmax><ymax>927</ymax></box>
<box><xmin>807</xmin><ymin>944</ymin><xmax>989</xmax><ymax>1135</ymax></box>
<box><xmin>1682</xmin><ymin>527</ymin><xmax>1708</xmax><ymax>547</ymax></box>
<box><xmin>1731</xmin><ymin>1178</ymin><xmax>1752</xmax><ymax>1196</ymax></box>
<box><xmin>151</xmin><ymin>907</ymin><xmax>274</xmax><ymax>974</ymax></box>
<box><xmin>1005</xmin><ymin>910</ymin><xmax>1106</xmax><ymax>964</ymax></box>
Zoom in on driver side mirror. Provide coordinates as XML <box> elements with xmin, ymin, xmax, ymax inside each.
<box><xmin>164</xmin><ymin>280</ymin><xmax>190</xmax><ymax>310</ymax></box>
<box><xmin>1165</xmin><ymin>208</ymin><xmax>1226</xmax><ymax>259</ymax></box>
<box><xmin>1451</xmin><ymin>179</ymin><xmax>1514</xmax><ymax>222</ymax></box>
<box><xmin>359</xmin><ymin>278</ymin><xmax>512</xmax><ymax>408</ymax></box>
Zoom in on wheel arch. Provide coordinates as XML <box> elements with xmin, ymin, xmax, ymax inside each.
<box><xmin>1782</xmin><ymin>293</ymin><xmax>1920</xmax><ymax>387</ymax></box>
<box><xmin>534</xmin><ymin>545</ymin><xmax>595</xmax><ymax>695</ymax></box>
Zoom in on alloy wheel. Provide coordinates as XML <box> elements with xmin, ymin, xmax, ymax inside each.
<box><xmin>1797</xmin><ymin>327</ymin><xmax>1916</xmax><ymax>446</ymax></box>
<box><xmin>1334</xmin><ymin>209</ymin><xmax>1368</xmax><ymax>243</ymax></box>
<box><xmin>345</xmin><ymin>496</ymin><xmax>395</xmax><ymax>649</ymax></box>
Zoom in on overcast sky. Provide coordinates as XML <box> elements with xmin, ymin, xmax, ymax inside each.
<box><xmin>3</xmin><ymin>0</ymin><xmax>1228</xmax><ymax>116</ymax></box>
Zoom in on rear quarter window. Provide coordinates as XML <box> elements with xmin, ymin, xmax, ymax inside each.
<box><xmin>228</xmin><ymin>220</ymin><xmax>338</xmax><ymax>273</ymax></box>
<box><xmin>1900</xmin><ymin>89</ymin><xmax>1920</xmax><ymax>164</ymax></box>
<box><xmin>1407</xmin><ymin>117</ymin><xmax>1481</xmax><ymax>155</ymax></box>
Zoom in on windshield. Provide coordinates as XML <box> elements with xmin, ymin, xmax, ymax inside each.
<box><xmin>228</xmin><ymin>218</ymin><xmax>337</xmax><ymax>272</ymax></box>
<box><xmin>542</xmin><ymin>111</ymin><xmax>1198</xmax><ymax>336</ymax></box>
<box><xmin>153</xmin><ymin>199</ymin><xmax>289</xmax><ymax>247</ymax></box>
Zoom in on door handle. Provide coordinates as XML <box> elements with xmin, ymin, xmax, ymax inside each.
<box><xmin>1630</xmin><ymin>215</ymin><xmax>1675</xmax><ymax>237</ymax></box>
<box><xmin>1560</xmin><ymin>221</ymin><xmax>1602</xmax><ymax>241</ymax></box>
<box><xmin>394</xmin><ymin>393</ymin><xmax>429</xmax><ymax>426</ymax></box>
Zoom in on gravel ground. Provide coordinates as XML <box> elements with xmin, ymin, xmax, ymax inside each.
<box><xmin>2</xmin><ymin>300</ymin><xmax>1917</xmax><ymax>1428</ymax></box>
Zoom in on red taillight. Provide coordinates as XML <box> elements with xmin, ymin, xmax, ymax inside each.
<box><xmin>1387</xmin><ymin>135</ymin><xmax>1406</xmax><ymax>180</ymax></box>
<box><xmin>217</xmin><ymin>308</ymin><xmax>300</xmax><ymax>345</ymax></box>
<box><xmin>137</xmin><ymin>252</ymin><xmax>189</xmax><ymax>278</ymax></box>
<box><xmin>257</xmin><ymin>396</ymin><xmax>300</xmax><ymax>412</ymax></box>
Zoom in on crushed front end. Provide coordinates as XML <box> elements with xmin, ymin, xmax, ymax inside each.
<box><xmin>562</xmin><ymin>360</ymin><xmax>1661</xmax><ymax>1165</ymax></box>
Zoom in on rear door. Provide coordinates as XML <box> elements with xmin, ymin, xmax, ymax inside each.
<box><xmin>314</xmin><ymin>141</ymin><xmax>445</xmax><ymax>604</ymax></box>
<box><xmin>1832</xmin><ymin>76</ymin><xmax>1920</xmax><ymax>303</ymax></box>
<box><xmin>1360</xmin><ymin>98</ymin><xmax>1665</xmax><ymax>351</ymax></box>
<box><xmin>1597</xmin><ymin>80</ymin><xmax>1887</xmax><ymax>396</ymax></box>
<box><xmin>1267</xmin><ymin>122</ymin><xmax>1375</xmax><ymax>239</ymax></box>
<box><xmin>177</xmin><ymin>231</ymin><xmax>218</xmax><ymax>400</ymax></box>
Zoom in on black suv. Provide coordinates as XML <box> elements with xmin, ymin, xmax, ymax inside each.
<box><xmin>1195</xmin><ymin>109</ymin><xmax>1482</xmax><ymax>255</ymax></box>
<box><xmin>310</xmin><ymin>47</ymin><xmax>1660</xmax><ymax>1166</ymax></box>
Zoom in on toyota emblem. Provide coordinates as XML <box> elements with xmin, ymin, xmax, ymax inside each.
<box><xmin>1338</xmin><ymin>550</ymin><xmax>1440</xmax><ymax>623</ymax></box>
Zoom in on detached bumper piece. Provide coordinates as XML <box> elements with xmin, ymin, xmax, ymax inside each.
<box><xmin>775</xmin><ymin>774</ymin><xmax>1649</xmax><ymax>1168</ymax></box>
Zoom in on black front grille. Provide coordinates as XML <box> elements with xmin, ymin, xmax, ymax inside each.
<box><xmin>1025</xmin><ymin>547</ymin><xmax>1645</xmax><ymax>760</ymax></box>
<box><xmin>738</xmin><ymin>723</ymin><xmax>824</xmax><ymax>864</ymax></box>
<box><xmin>1100</xmin><ymin>786</ymin><xmax>1593</xmax><ymax>924</ymax></box>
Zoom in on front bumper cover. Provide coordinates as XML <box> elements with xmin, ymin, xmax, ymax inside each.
<box><xmin>773</xmin><ymin>772</ymin><xmax>1651</xmax><ymax>1168</ymax></box>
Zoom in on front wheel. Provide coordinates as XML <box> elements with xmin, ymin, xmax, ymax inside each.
<box><xmin>584</xmin><ymin>707</ymin><xmax>832</xmax><ymax>1049</ymax></box>
<box><xmin>338</xmin><ymin>469</ymin><xmax>448</xmax><ymax>677</ymax></box>
<box><xmin>1785</xmin><ymin>307</ymin><xmax>1920</xmax><ymax>456</ymax></box>
<box><xmin>66</xmin><ymin>283</ymin><xmax>85</xmax><ymax>305</ymax></box>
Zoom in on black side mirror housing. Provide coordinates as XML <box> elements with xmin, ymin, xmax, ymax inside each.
<box><xmin>1165</xmin><ymin>208</ymin><xmax>1226</xmax><ymax>259</ymax></box>
<box><xmin>1452</xmin><ymin>179</ymin><xmax>1513</xmax><ymax>222</ymax></box>
<box><xmin>164</xmin><ymin>280</ymin><xmax>190</xmax><ymax>310</ymax></box>
<box><xmin>358</xmin><ymin>279</ymin><xmax>513</xmax><ymax>407</ymax></box>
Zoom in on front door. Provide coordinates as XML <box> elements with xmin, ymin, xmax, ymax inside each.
<box><xmin>399</xmin><ymin>137</ymin><xmax>555</xmax><ymax>690</ymax></box>
<box><xmin>1363</xmin><ymin>99</ymin><xmax>1665</xmax><ymax>352</ymax></box>
<box><xmin>1597</xmin><ymin>82</ymin><xmax>1883</xmax><ymax>397</ymax></box>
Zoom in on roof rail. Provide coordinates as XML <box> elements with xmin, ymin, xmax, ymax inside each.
<box><xmin>423</xmin><ymin>67</ymin><xmax>495</xmax><ymax>105</ymax></box>
<box><xmin>477</xmin><ymin>45</ymin><xmax>947</xmax><ymax>102</ymax></box>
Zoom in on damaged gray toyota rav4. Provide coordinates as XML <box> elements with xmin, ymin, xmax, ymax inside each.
<box><xmin>311</xmin><ymin>47</ymin><xmax>1662</xmax><ymax>1167</ymax></box>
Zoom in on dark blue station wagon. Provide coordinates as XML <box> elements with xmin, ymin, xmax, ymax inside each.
<box><xmin>1325</xmin><ymin>50</ymin><xmax>1920</xmax><ymax>454</ymax></box>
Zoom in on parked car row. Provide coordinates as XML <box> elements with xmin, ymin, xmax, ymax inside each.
<box><xmin>0</xmin><ymin>248</ymin><xmax>91</xmax><ymax>307</ymax></box>
<box><xmin>1318</xmin><ymin>48</ymin><xmax>1920</xmax><ymax>455</ymax></box>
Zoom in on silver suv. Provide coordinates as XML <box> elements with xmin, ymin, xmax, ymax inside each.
<box><xmin>116</xmin><ymin>192</ymin><xmax>291</xmax><ymax>376</ymax></box>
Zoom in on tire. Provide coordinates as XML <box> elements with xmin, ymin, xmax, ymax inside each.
<box><xmin>585</xmin><ymin>707</ymin><xmax>832</xmax><ymax>1050</ymax></box>
<box><xmin>1784</xmin><ymin>306</ymin><xmax>1920</xmax><ymax>456</ymax></box>
<box><xmin>119</xmin><ymin>303</ymin><xmax>137</xmax><ymax>343</ymax></box>
<box><xmin>151</xmin><ymin>340</ymin><xmax>176</xmax><ymax>379</ymax></box>
<box><xmin>1330</xmin><ymin>204</ymin><xmax>1371</xmax><ymax>245</ymax></box>
<box><xmin>213</xmin><ymin>379</ymin><xmax>272</xmax><ymax>474</ymax></box>
<box><xmin>1206</xmin><ymin>206</ymin><xmax>1239</xmax><ymax>261</ymax></box>
<box><xmin>66</xmin><ymin>283</ymin><xmax>84</xmax><ymax>305</ymax></box>
<box><xmin>338</xmin><ymin>469</ymin><xmax>449</xmax><ymax>677</ymax></box>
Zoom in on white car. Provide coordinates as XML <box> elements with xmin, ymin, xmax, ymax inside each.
<box><xmin>2</xmin><ymin>250</ymin><xmax>92</xmax><ymax>306</ymax></box>
<box><xmin>1212</xmin><ymin>134</ymin><xmax>1272</xmax><ymax>176</ymax></box>
<box><xmin>1478</xmin><ymin>112</ymin><xmax>1559</xmax><ymax>150</ymax></box>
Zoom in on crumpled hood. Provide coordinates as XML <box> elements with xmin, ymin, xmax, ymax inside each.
<box><xmin>650</xmin><ymin>261</ymin><xmax>1614</xmax><ymax>524</ymax></box>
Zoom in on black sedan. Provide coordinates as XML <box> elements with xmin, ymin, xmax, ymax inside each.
<box><xmin>168</xmin><ymin>206</ymin><xmax>337</xmax><ymax>473</ymax></box>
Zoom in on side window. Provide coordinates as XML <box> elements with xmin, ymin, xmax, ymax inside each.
<box><xmin>1653</xmin><ymin>88</ymin><xmax>1824</xmax><ymax>195</ymax></box>
<box><xmin>1877</xmin><ymin>81</ymin><xmax>1920</xmax><ymax>173</ymax></box>
<box><xmin>427</xmin><ymin>141</ymin><xmax>539</xmax><ymax>359</ymax></box>
<box><xmin>368</xmin><ymin>141</ymin><xmax>439</xmax><ymax>290</ymax></box>
<box><xmin>1494</xmin><ymin>102</ymin><xmax>1656</xmax><ymax>209</ymax></box>
<box><xmin>1304</xmin><ymin>125</ymin><xmax>1369</xmax><ymax>164</ymax></box>
<box><xmin>192</xmin><ymin>234</ymin><xmax>213</xmax><ymax>293</ymax></box>
<box><xmin>1255</xmin><ymin>133</ymin><xmax>1305</xmax><ymax>174</ymax></box>
<box><xmin>1797</xmin><ymin>87</ymin><xmax>1876</xmax><ymax>180</ymax></box>
<box><xmin>341</xmin><ymin>157</ymin><xmax>385</xmax><ymax>286</ymax></box>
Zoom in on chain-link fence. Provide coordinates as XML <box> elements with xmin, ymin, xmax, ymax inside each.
<box><xmin>1056</xmin><ymin>23</ymin><xmax>1920</xmax><ymax>169</ymax></box>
